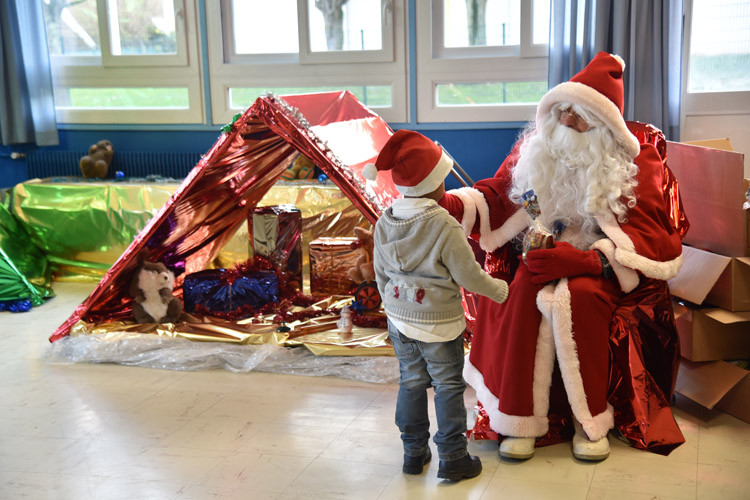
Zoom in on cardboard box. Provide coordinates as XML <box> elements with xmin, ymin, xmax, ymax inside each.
<box><xmin>669</xmin><ymin>245</ymin><xmax>750</xmax><ymax>311</ymax></box>
<box><xmin>672</xmin><ymin>301</ymin><xmax>750</xmax><ymax>362</ymax></box>
<box><xmin>666</xmin><ymin>141</ymin><xmax>747</xmax><ymax>256</ymax></box>
<box><xmin>685</xmin><ymin>137</ymin><xmax>735</xmax><ymax>151</ymax></box>
<box><xmin>675</xmin><ymin>358</ymin><xmax>750</xmax><ymax>424</ymax></box>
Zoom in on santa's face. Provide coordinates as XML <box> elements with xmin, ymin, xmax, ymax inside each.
<box><xmin>558</xmin><ymin>106</ymin><xmax>591</xmax><ymax>132</ymax></box>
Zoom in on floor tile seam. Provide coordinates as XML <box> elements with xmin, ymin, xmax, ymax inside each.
<box><xmin>275</xmin><ymin>454</ymin><xmax>334</xmax><ymax>498</ymax></box>
<box><xmin>491</xmin><ymin>467</ymin><xmax>595</xmax><ymax>489</ymax></box>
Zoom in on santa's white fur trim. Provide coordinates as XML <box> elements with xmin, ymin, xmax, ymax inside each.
<box><xmin>596</xmin><ymin>214</ymin><xmax>683</xmax><ymax>281</ymax></box>
<box><xmin>463</xmin><ymin>357</ymin><xmax>549</xmax><ymax>438</ymax></box>
<box><xmin>611</xmin><ymin>54</ymin><xmax>626</xmax><ymax>70</ymax></box>
<box><xmin>447</xmin><ymin>187</ymin><xmax>479</xmax><ymax>237</ymax></box>
<box><xmin>542</xmin><ymin>278</ymin><xmax>614</xmax><ymax>441</ymax></box>
<box><xmin>480</xmin><ymin>209</ymin><xmax>530</xmax><ymax>253</ymax></box>
<box><xmin>363</xmin><ymin>162</ymin><xmax>378</xmax><ymax>181</ymax></box>
<box><xmin>538</xmin><ymin>81</ymin><xmax>640</xmax><ymax>158</ymax></box>
<box><xmin>446</xmin><ymin>189</ymin><xmax>530</xmax><ymax>251</ymax></box>
<box><xmin>534</xmin><ymin>284</ymin><xmax>558</xmax><ymax>422</ymax></box>
<box><xmin>590</xmin><ymin>238</ymin><xmax>640</xmax><ymax>293</ymax></box>
<box><xmin>615</xmin><ymin>249</ymin><xmax>683</xmax><ymax>281</ymax></box>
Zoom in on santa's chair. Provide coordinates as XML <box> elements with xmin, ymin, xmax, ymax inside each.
<box><xmin>464</xmin><ymin>122</ymin><xmax>690</xmax><ymax>455</ymax></box>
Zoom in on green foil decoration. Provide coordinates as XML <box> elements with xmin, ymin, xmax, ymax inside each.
<box><xmin>10</xmin><ymin>179</ymin><xmax>176</xmax><ymax>282</ymax></box>
<box><xmin>0</xmin><ymin>202</ymin><xmax>53</xmax><ymax>305</ymax></box>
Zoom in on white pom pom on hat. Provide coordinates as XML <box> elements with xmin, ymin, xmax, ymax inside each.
<box><xmin>366</xmin><ymin>129</ymin><xmax>453</xmax><ymax>197</ymax></box>
<box><xmin>363</xmin><ymin>162</ymin><xmax>378</xmax><ymax>181</ymax></box>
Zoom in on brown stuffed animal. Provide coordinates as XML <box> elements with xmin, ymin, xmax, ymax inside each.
<box><xmin>347</xmin><ymin>226</ymin><xmax>376</xmax><ymax>283</ymax></box>
<box><xmin>281</xmin><ymin>153</ymin><xmax>316</xmax><ymax>181</ymax></box>
<box><xmin>129</xmin><ymin>262</ymin><xmax>183</xmax><ymax>323</ymax></box>
<box><xmin>80</xmin><ymin>140</ymin><xmax>114</xmax><ymax>179</ymax></box>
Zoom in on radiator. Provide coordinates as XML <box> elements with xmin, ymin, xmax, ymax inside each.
<box><xmin>26</xmin><ymin>150</ymin><xmax>202</xmax><ymax>180</ymax></box>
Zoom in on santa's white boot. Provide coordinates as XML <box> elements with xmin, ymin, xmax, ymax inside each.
<box><xmin>572</xmin><ymin>420</ymin><xmax>610</xmax><ymax>461</ymax></box>
<box><xmin>499</xmin><ymin>437</ymin><xmax>536</xmax><ymax>460</ymax></box>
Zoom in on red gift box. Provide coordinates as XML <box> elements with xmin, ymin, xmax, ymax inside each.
<box><xmin>309</xmin><ymin>237</ymin><xmax>366</xmax><ymax>296</ymax></box>
<box><xmin>250</xmin><ymin>205</ymin><xmax>303</xmax><ymax>292</ymax></box>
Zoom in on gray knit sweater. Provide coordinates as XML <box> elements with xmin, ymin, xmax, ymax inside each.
<box><xmin>373</xmin><ymin>203</ymin><xmax>508</xmax><ymax>326</ymax></box>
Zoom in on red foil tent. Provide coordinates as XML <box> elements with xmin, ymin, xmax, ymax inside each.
<box><xmin>50</xmin><ymin>91</ymin><xmax>399</xmax><ymax>342</ymax></box>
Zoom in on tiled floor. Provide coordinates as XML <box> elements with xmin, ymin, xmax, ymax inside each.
<box><xmin>1</xmin><ymin>282</ymin><xmax>748</xmax><ymax>499</ymax></box>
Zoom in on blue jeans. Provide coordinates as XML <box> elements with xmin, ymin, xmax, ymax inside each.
<box><xmin>388</xmin><ymin>320</ymin><xmax>468</xmax><ymax>462</ymax></box>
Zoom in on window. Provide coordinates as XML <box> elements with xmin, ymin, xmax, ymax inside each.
<box><xmin>680</xmin><ymin>0</ymin><xmax>750</xmax><ymax>139</ymax></box>
<box><xmin>42</xmin><ymin>0</ymin><xmax>202</xmax><ymax>124</ymax></box>
<box><xmin>416</xmin><ymin>0</ymin><xmax>550</xmax><ymax>122</ymax></box>
<box><xmin>206</xmin><ymin>0</ymin><xmax>407</xmax><ymax>124</ymax></box>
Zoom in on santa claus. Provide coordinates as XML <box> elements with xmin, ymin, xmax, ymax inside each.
<box><xmin>439</xmin><ymin>52</ymin><xmax>683</xmax><ymax>461</ymax></box>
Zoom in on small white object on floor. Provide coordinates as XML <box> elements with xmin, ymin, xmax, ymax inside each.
<box><xmin>337</xmin><ymin>304</ymin><xmax>353</xmax><ymax>333</ymax></box>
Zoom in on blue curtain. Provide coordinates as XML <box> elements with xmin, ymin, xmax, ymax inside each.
<box><xmin>0</xmin><ymin>1</ymin><xmax>59</xmax><ymax>146</ymax></box>
<box><xmin>548</xmin><ymin>0</ymin><xmax>683</xmax><ymax>140</ymax></box>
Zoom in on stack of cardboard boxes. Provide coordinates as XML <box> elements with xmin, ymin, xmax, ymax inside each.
<box><xmin>666</xmin><ymin>138</ymin><xmax>750</xmax><ymax>423</ymax></box>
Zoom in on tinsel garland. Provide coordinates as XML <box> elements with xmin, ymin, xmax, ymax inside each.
<box><xmin>263</xmin><ymin>93</ymin><xmax>386</xmax><ymax>216</ymax></box>
<box><xmin>0</xmin><ymin>299</ymin><xmax>33</xmax><ymax>313</ymax></box>
<box><xmin>190</xmin><ymin>256</ymin><xmax>386</xmax><ymax>329</ymax></box>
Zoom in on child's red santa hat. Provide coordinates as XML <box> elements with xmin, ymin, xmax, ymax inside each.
<box><xmin>537</xmin><ymin>51</ymin><xmax>640</xmax><ymax>158</ymax></box>
<box><xmin>363</xmin><ymin>129</ymin><xmax>453</xmax><ymax>196</ymax></box>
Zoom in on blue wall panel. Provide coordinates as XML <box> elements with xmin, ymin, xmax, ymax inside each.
<box><xmin>1</xmin><ymin>127</ymin><xmax>522</xmax><ymax>190</ymax></box>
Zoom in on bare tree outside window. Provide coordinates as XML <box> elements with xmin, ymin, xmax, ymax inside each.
<box><xmin>43</xmin><ymin>0</ymin><xmax>98</xmax><ymax>56</ymax></box>
<box><xmin>466</xmin><ymin>0</ymin><xmax>488</xmax><ymax>46</ymax></box>
<box><xmin>315</xmin><ymin>0</ymin><xmax>350</xmax><ymax>50</ymax></box>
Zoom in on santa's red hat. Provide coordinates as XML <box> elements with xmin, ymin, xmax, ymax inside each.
<box><xmin>537</xmin><ymin>52</ymin><xmax>640</xmax><ymax>158</ymax></box>
<box><xmin>363</xmin><ymin>129</ymin><xmax>453</xmax><ymax>196</ymax></box>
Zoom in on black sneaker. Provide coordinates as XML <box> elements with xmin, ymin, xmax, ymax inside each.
<box><xmin>437</xmin><ymin>454</ymin><xmax>482</xmax><ymax>481</ymax></box>
<box><xmin>402</xmin><ymin>448</ymin><xmax>432</xmax><ymax>474</ymax></box>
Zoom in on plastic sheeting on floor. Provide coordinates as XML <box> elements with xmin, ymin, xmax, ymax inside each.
<box><xmin>45</xmin><ymin>331</ymin><xmax>400</xmax><ymax>384</ymax></box>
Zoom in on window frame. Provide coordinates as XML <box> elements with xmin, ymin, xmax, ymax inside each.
<box><xmin>416</xmin><ymin>0</ymin><xmax>549</xmax><ymax>123</ymax></box>
<box><xmin>47</xmin><ymin>0</ymin><xmax>203</xmax><ymax>125</ymax></box>
<box><xmin>297</xmin><ymin>0</ymin><xmax>395</xmax><ymax>64</ymax></box>
<box><xmin>679</xmin><ymin>0</ymin><xmax>750</xmax><ymax>136</ymax></box>
<box><xmin>206</xmin><ymin>0</ymin><xmax>408</xmax><ymax>125</ymax></box>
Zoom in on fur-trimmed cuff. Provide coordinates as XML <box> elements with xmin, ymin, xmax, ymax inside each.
<box><xmin>596</xmin><ymin>214</ymin><xmax>683</xmax><ymax>281</ymax></box>
<box><xmin>446</xmin><ymin>187</ymin><xmax>480</xmax><ymax>237</ymax></box>
<box><xmin>447</xmin><ymin>188</ymin><xmax>530</xmax><ymax>252</ymax></box>
<box><xmin>615</xmin><ymin>249</ymin><xmax>683</xmax><ymax>281</ymax></box>
<box><xmin>463</xmin><ymin>358</ymin><xmax>549</xmax><ymax>438</ymax></box>
<box><xmin>590</xmin><ymin>239</ymin><xmax>640</xmax><ymax>293</ymax></box>
<box><xmin>478</xmin><ymin>209</ymin><xmax>529</xmax><ymax>253</ymax></box>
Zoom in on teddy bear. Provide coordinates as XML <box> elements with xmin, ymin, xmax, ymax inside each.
<box><xmin>129</xmin><ymin>261</ymin><xmax>183</xmax><ymax>323</ymax></box>
<box><xmin>347</xmin><ymin>226</ymin><xmax>375</xmax><ymax>283</ymax></box>
<box><xmin>281</xmin><ymin>153</ymin><xmax>316</xmax><ymax>181</ymax></box>
<box><xmin>80</xmin><ymin>140</ymin><xmax>114</xmax><ymax>179</ymax></box>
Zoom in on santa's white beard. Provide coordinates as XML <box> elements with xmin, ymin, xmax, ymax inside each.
<box><xmin>510</xmin><ymin>120</ymin><xmax>637</xmax><ymax>247</ymax></box>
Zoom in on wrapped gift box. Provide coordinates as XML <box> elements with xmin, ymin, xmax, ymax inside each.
<box><xmin>250</xmin><ymin>205</ymin><xmax>302</xmax><ymax>291</ymax></box>
<box><xmin>183</xmin><ymin>269</ymin><xmax>279</xmax><ymax>314</ymax></box>
<box><xmin>309</xmin><ymin>237</ymin><xmax>366</xmax><ymax>296</ymax></box>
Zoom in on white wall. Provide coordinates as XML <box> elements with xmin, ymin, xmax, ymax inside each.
<box><xmin>681</xmin><ymin>114</ymin><xmax>750</xmax><ymax>178</ymax></box>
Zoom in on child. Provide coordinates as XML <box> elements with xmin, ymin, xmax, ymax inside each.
<box><xmin>364</xmin><ymin>130</ymin><xmax>509</xmax><ymax>481</ymax></box>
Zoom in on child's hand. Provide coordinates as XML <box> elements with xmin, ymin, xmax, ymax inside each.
<box><xmin>493</xmin><ymin>278</ymin><xmax>509</xmax><ymax>304</ymax></box>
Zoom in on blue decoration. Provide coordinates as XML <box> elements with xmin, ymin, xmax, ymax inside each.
<box><xmin>182</xmin><ymin>269</ymin><xmax>279</xmax><ymax>314</ymax></box>
<box><xmin>350</xmin><ymin>300</ymin><xmax>365</xmax><ymax>314</ymax></box>
<box><xmin>0</xmin><ymin>299</ymin><xmax>33</xmax><ymax>313</ymax></box>
<box><xmin>115</xmin><ymin>170</ymin><xmax>125</xmax><ymax>180</ymax></box>
<box><xmin>317</xmin><ymin>174</ymin><xmax>328</xmax><ymax>183</ymax></box>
